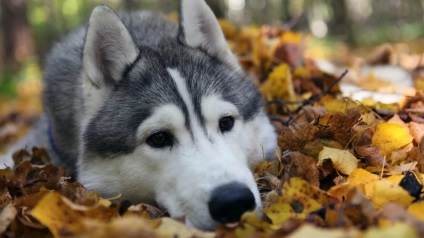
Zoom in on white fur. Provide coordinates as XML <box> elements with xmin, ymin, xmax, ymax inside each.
<box><xmin>1</xmin><ymin>4</ymin><xmax>278</xmax><ymax>231</ymax></box>
<box><xmin>78</xmin><ymin>69</ymin><xmax>276</xmax><ymax>230</ymax></box>
<box><xmin>180</xmin><ymin>0</ymin><xmax>241</xmax><ymax>70</ymax></box>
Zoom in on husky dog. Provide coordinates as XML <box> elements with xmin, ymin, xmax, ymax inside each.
<box><xmin>2</xmin><ymin>0</ymin><xmax>276</xmax><ymax>230</ymax></box>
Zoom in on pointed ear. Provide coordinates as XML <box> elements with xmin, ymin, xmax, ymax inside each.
<box><xmin>83</xmin><ymin>5</ymin><xmax>139</xmax><ymax>89</ymax></box>
<box><xmin>179</xmin><ymin>0</ymin><xmax>240</xmax><ymax>70</ymax></box>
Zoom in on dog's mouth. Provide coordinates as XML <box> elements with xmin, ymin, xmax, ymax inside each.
<box><xmin>169</xmin><ymin>182</ymin><xmax>258</xmax><ymax>231</ymax></box>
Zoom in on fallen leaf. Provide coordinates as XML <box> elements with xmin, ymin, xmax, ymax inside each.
<box><xmin>355</xmin><ymin>145</ymin><xmax>386</xmax><ymax>167</ymax></box>
<box><xmin>372</xmin><ymin>123</ymin><xmax>413</xmax><ymax>156</ymax></box>
<box><xmin>409</xmin><ymin>122</ymin><xmax>424</xmax><ymax>144</ymax></box>
<box><xmin>287</xmin><ymin>224</ymin><xmax>359</xmax><ymax>238</ymax></box>
<box><xmin>347</xmin><ymin>168</ymin><xmax>380</xmax><ymax>186</ymax></box>
<box><xmin>380</xmin><ymin>203</ymin><xmax>424</xmax><ymax>237</ymax></box>
<box><xmin>78</xmin><ymin>216</ymin><xmax>163</xmax><ymax>238</ymax></box>
<box><xmin>0</xmin><ymin>204</ymin><xmax>17</xmax><ymax>233</ymax></box>
<box><xmin>264</xmin><ymin>178</ymin><xmax>330</xmax><ymax>229</ymax></box>
<box><xmin>283</xmin><ymin>151</ymin><xmax>319</xmax><ymax>187</ymax></box>
<box><xmin>317</xmin><ymin>147</ymin><xmax>358</xmax><ymax>175</ymax></box>
<box><xmin>364</xmin><ymin>180</ymin><xmax>414</xmax><ymax>209</ymax></box>
<box><xmin>278</xmin><ymin>123</ymin><xmax>319</xmax><ymax>152</ymax></box>
<box><xmin>364</xmin><ymin>222</ymin><xmax>418</xmax><ymax>238</ymax></box>
<box><xmin>30</xmin><ymin>191</ymin><xmax>117</xmax><ymax>237</ymax></box>
<box><xmin>408</xmin><ymin>201</ymin><xmax>424</xmax><ymax>222</ymax></box>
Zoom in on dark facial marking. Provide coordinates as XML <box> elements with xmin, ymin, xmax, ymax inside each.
<box><xmin>84</xmin><ymin>47</ymin><xmax>191</xmax><ymax>158</ymax></box>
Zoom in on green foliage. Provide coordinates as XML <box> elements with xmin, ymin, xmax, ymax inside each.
<box><xmin>0</xmin><ymin>60</ymin><xmax>41</xmax><ymax>99</ymax></box>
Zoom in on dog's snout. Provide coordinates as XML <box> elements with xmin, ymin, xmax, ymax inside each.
<box><xmin>208</xmin><ymin>182</ymin><xmax>256</xmax><ymax>224</ymax></box>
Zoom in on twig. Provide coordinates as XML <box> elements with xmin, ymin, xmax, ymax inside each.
<box><xmin>295</xmin><ymin>69</ymin><xmax>348</xmax><ymax>113</ymax></box>
<box><xmin>283</xmin><ymin>13</ymin><xmax>303</xmax><ymax>31</ymax></box>
<box><xmin>267</xmin><ymin>99</ymin><xmax>296</xmax><ymax>126</ymax></box>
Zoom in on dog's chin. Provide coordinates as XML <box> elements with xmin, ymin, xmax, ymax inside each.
<box><xmin>184</xmin><ymin>216</ymin><xmax>217</xmax><ymax>231</ymax></box>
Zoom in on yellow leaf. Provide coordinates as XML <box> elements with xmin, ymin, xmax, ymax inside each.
<box><xmin>218</xmin><ymin>19</ymin><xmax>237</xmax><ymax>40</ymax></box>
<box><xmin>280</xmin><ymin>31</ymin><xmax>302</xmax><ymax>44</ymax></box>
<box><xmin>408</xmin><ymin>201</ymin><xmax>424</xmax><ymax>222</ymax></box>
<box><xmin>283</xmin><ymin>177</ymin><xmax>330</xmax><ymax>204</ymax></box>
<box><xmin>78</xmin><ymin>216</ymin><xmax>163</xmax><ymax>238</ymax></box>
<box><xmin>31</xmin><ymin>191</ymin><xmax>85</xmax><ymax>237</ymax></box>
<box><xmin>31</xmin><ymin>191</ymin><xmax>117</xmax><ymax>237</ymax></box>
<box><xmin>156</xmin><ymin>218</ymin><xmax>215</xmax><ymax>238</ymax></box>
<box><xmin>260</xmin><ymin>63</ymin><xmax>296</xmax><ymax>101</ymax></box>
<box><xmin>364</xmin><ymin>222</ymin><xmax>418</xmax><ymax>238</ymax></box>
<box><xmin>264</xmin><ymin>202</ymin><xmax>297</xmax><ymax>229</ymax></box>
<box><xmin>235</xmin><ymin>211</ymin><xmax>272</xmax><ymax>237</ymax></box>
<box><xmin>326</xmin><ymin>183</ymin><xmax>354</xmax><ymax>202</ymax></box>
<box><xmin>264</xmin><ymin>178</ymin><xmax>327</xmax><ymax>229</ymax></box>
<box><xmin>360</xmin><ymin>112</ymin><xmax>377</xmax><ymax>126</ymax></box>
<box><xmin>287</xmin><ymin>224</ymin><xmax>359</xmax><ymax>238</ymax></box>
<box><xmin>414</xmin><ymin>172</ymin><xmax>424</xmax><ymax>192</ymax></box>
<box><xmin>364</xmin><ymin>180</ymin><xmax>414</xmax><ymax>209</ymax></box>
<box><xmin>348</xmin><ymin>168</ymin><xmax>380</xmax><ymax>186</ymax></box>
<box><xmin>319</xmin><ymin>95</ymin><xmax>358</xmax><ymax>113</ymax></box>
<box><xmin>317</xmin><ymin>147</ymin><xmax>358</xmax><ymax>175</ymax></box>
<box><xmin>385</xmin><ymin>174</ymin><xmax>405</xmax><ymax>184</ymax></box>
<box><xmin>327</xmin><ymin>169</ymin><xmax>380</xmax><ymax>199</ymax></box>
<box><xmin>372</xmin><ymin>123</ymin><xmax>413</xmax><ymax>156</ymax></box>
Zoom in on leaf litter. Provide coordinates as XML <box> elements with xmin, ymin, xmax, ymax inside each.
<box><xmin>1</xmin><ymin>21</ymin><xmax>424</xmax><ymax>237</ymax></box>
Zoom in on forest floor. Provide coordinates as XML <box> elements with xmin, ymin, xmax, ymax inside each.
<box><xmin>1</xmin><ymin>22</ymin><xmax>424</xmax><ymax>237</ymax></box>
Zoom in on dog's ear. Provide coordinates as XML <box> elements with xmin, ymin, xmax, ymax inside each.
<box><xmin>83</xmin><ymin>5</ymin><xmax>139</xmax><ymax>90</ymax></box>
<box><xmin>178</xmin><ymin>0</ymin><xmax>240</xmax><ymax>70</ymax></box>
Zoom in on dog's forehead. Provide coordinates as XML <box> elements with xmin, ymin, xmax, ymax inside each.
<box><xmin>84</xmin><ymin>44</ymin><xmax>262</xmax><ymax>158</ymax></box>
<box><xmin>158</xmin><ymin>42</ymin><xmax>263</xmax><ymax>121</ymax></box>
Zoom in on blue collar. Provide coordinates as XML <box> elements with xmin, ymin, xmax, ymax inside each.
<box><xmin>48</xmin><ymin>119</ymin><xmax>64</xmax><ymax>160</ymax></box>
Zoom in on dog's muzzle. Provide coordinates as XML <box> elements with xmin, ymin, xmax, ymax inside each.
<box><xmin>208</xmin><ymin>182</ymin><xmax>256</xmax><ymax>224</ymax></box>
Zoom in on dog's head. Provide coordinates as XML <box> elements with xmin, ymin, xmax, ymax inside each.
<box><xmin>77</xmin><ymin>0</ymin><xmax>276</xmax><ymax>230</ymax></box>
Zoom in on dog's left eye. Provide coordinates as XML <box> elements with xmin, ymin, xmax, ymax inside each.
<box><xmin>219</xmin><ymin>116</ymin><xmax>235</xmax><ymax>133</ymax></box>
<box><xmin>146</xmin><ymin>131</ymin><xmax>173</xmax><ymax>148</ymax></box>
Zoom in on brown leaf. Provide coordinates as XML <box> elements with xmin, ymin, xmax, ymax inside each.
<box><xmin>409</xmin><ymin>122</ymin><xmax>424</xmax><ymax>144</ymax></box>
<box><xmin>355</xmin><ymin>145</ymin><xmax>387</xmax><ymax>167</ymax></box>
<box><xmin>278</xmin><ymin>123</ymin><xmax>319</xmax><ymax>152</ymax></box>
<box><xmin>379</xmin><ymin>203</ymin><xmax>424</xmax><ymax>237</ymax></box>
<box><xmin>282</xmin><ymin>152</ymin><xmax>319</xmax><ymax>187</ymax></box>
<box><xmin>418</xmin><ymin>136</ymin><xmax>424</xmax><ymax>173</ymax></box>
<box><xmin>323</xmin><ymin>111</ymin><xmax>362</xmax><ymax>147</ymax></box>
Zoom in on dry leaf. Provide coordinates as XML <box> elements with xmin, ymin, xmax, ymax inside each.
<box><xmin>0</xmin><ymin>204</ymin><xmax>17</xmax><ymax>233</ymax></box>
<box><xmin>409</xmin><ymin>122</ymin><xmax>424</xmax><ymax>144</ymax></box>
<box><xmin>364</xmin><ymin>180</ymin><xmax>414</xmax><ymax>209</ymax></box>
<box><xmin>317</xmin><ymin>147</ymin><xmax>358</xmax><ymax>175</ymax></box>
<box><xmin>287</xmin><ymin>224</ymin><xmax>359</xmax><ymax>238</ymax></box>
<box><xmin>372</xmin><ymin>123</ymin><xmax>413</xmax><ymax>156</ymax></box>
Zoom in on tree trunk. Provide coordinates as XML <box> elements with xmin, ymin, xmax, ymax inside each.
<box><xmin>0</xmin><ymin>0</ymin><xmax>34</xmax><ymax>72</ymax></box>
<box><xmin>206</xmin><ymin>0</ymin><xmax>225</xmax><ymax>18</ymax></box>
<box><xmin>328</xmin><ymin>0</ymin><xmax>356</xmax><ymax>46</ymax></box>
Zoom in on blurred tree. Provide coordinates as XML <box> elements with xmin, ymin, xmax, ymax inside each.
<box><xmin>0</xmin><ymin>0</ymin><xmax>34</xmax><ymax>72</ymax></box>
<box><xmin>122</xmin><ymin>0</ymin><xmax>139</xmax><ymax>9</ymax></box>
<box><xmin>206</xmin><ymin>0</ymin><xmax>224</xmax><ymax>18</ymax></box>
<box><xmin>328</xmin><ymin>0</ymin><xmax>355</xmax><ymax>45</ymax></box>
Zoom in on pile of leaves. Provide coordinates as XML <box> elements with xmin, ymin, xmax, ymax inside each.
<box><xmin>2</xmin><ymin>21</ymin><xmax>424</xmax><ymax>237</ymax></box>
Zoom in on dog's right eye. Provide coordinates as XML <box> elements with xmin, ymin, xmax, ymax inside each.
<box><xmin>146</xmin><ymin>131</ymin><xmax>173</xmax><ymax>148</ymax></box>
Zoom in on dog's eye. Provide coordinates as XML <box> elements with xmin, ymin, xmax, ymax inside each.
<box><xmin>146</xmin><ymin>131</ymin><xmax>173</xmax><ymax>148</ymax></box>
<box><xmin>219</xmin><ymin>116</ymin><xmax>235</xmax><ymax>133</ymax></box>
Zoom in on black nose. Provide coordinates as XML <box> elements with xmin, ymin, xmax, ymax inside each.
<box><xmin>208</xmin><ymin>182</ymin><xmax>256</xmax><ymax>224</ymax></box>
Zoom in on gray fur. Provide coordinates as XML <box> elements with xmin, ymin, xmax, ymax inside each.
<box><xmin>40</xmin><ymin>10</ymin><xmax>263</xmax><ymax>169</ymax></box>
<box><xmin>1</xmin><ymin>4</ymin><xmax>276</xmax><ymax>230</ymax></box>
